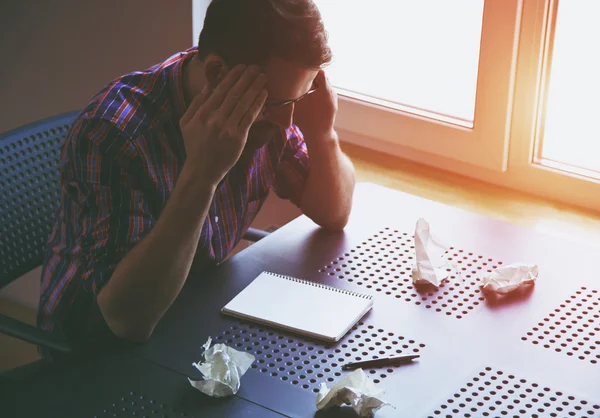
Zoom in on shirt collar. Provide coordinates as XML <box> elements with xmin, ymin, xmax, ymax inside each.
<box><xmin>167</xmin><ymin>46</ymin><xmax>198</xmax><ymax>121</ymax></box>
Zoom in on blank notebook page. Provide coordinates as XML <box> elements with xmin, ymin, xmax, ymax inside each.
<box><xmin>221</xmin><ymin>272</ymin><xmax>373</xmax><ymax>342</ymax></box>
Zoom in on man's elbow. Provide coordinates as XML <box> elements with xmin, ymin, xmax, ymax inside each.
<box><xmin>303</xmin><ymin>201</ymin><xmax>352</xmax><ymax>231</ymax></box>
<box><xmin>317</xmin><ymin>212</ymin><xmax>350</xmax><ymax>232</ymax></box>
<box><xmin>99</xmin><ymin>298</ymin><xmax>155</xmax><ymax>343</ymax></box>
<box><xmin>109</xmin><ymin>321</ymin><xmax>154</xmax><ymax>343</ymax></box>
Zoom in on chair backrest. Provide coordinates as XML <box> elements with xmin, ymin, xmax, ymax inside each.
<box><xmin>0</xmin><ymin>111</ymin><xmax>80</xmax><ymax>288</ymax></box>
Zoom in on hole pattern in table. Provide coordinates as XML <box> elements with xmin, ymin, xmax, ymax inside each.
<box><xmin>0</xmin><ymin>125</ymin><xmax>67</xmax><ymax>277</ymax></box>
<box><xmin>214</xmin><ymin>320</ymin><xmax>425</xmax><ymax>393</ymax></box>
<box><xmin>93</xmin><ymin>391</ymin><xmax>191</xmax><ymax>417</ymax></box>
<box><xmin>427</xmin><ymin>366</ymin><xmax>600</xmax><ymax>418</ymax></box>
<box><xmin>522</xmin><ymin>286</ymin><xmax>600</xmax><ymax>365</ymax></box>
<box><xmin>319</xmin><ymin>227</ymin><xmax>500</xmax><ymax>318</ymax></box>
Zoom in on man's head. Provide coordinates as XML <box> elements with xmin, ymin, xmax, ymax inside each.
<box><xmin>197</xmin><ymin>0</ymin><xmax>332</xmax><ymax>149</ymax></box>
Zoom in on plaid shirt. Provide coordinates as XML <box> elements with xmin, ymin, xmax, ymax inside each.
<box><xmin>38</xmin><ymin>47</ymin><xmax>310</xmax><ymax>348</ymax></box>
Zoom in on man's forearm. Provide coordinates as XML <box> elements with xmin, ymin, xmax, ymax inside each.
<box><xmin>301</xmin><ymin>130</ymin><xmax>356</xmax><ymax>230</ymax></box>
<box><xmin>98</xmin><ymin>166</ymin><xmax>217</xmax><ymax>342</ymax></box>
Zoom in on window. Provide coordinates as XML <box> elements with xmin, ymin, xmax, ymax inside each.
<box><xmin>316</xmin><ymin>0</ymin><xmax>521</xmax><ymax>172</ymax></box>
<box><xmin>317</xmin><ymin>0</ymin><xmax>600</xmax><ymax>211</ymax></box>
<box><xmin>318</xmin><ymin>0</ymin><xmax>485</xmax><ymax>125</ymax></box>
<box><xmin>538</xmin><ymin>1</ymin><xmax>600</xmax><ymax>175</ymax></box>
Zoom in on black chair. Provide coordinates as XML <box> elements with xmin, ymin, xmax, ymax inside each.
<box><xmin>0</xmin><ymin>112</ymin><xmax>79</xmax><ymax>359</ymax></box>
<box><xmin>0</xmin><ymin>111</ymin><xmax>269</xmax><ymax>377</ymax></box>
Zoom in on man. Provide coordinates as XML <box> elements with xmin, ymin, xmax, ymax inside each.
<box><xmin>38</xmin><ymin>0</ymin><xmax>355</xmax><ymax>355</ymax></box>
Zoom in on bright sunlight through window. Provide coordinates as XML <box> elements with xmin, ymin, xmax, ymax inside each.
<box><xmin>316</xmin><ymin>0</ymin><xmax>485</xmax><ymax>125</ymax></box>
<box><xmin>541</xmin><ymin>1</ymin><xmax>600</xmax><ymax>175</ymax></box>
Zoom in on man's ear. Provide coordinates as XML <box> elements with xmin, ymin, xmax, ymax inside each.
<box><xmin>203</xmin><ymin>55</ymin><xmax>229</xmax><ymax>89</ymax></box>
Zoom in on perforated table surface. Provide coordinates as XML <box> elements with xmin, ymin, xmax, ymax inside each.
<box><xmin>134</xmin><ymin>182</ymin><xmax>600</xmax><ymax>417</ymax></box>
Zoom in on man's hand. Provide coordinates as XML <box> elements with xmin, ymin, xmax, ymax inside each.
<box><xmin>293</xmin><ymin>69</ymin><xmax>338</xmax><ymax>142</ymax></box>
<box><xmin>293</xmin><ymin>69</ymin><xmax>356</xmax><ymax>232</ymax></box>
<box><xmin>179</xmin><ymin>65</ymin><xmax>268</xmax><ymax>185</ymax></box>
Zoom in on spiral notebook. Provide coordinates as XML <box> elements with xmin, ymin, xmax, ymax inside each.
<box><xmin>221</xmin><ymin>272</ymin><xmax>374</xmax><ymax>342</ymax></box>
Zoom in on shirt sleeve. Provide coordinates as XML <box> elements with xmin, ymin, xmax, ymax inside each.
<box><xmin>40</xmin><ymin>118</ymin><xmax>158</xmax><ymax>348</ymax></box>
<box><xmin>272</xmin><ymin>125</ymin><xmax>310</xmax><ymax>207</ymax></box>
<box><xmin>71</xmin><ymin>119</ymin><xmax>157</xmax><ymax>297</ymax></box>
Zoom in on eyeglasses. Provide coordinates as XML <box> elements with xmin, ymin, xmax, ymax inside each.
<box><xmin>264</xmin><ymin>79</ymin><xmax>319</xmax><ymax>110</ymax></box>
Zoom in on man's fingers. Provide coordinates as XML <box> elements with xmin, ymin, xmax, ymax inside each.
<box><xmin>218</xmin><ymin>68</ymin><xmax>265</xmax><ymax>117</ymax></box>
<box><xmin>181</xmin><ymin>84</ymin><xmax>211</xmax><ymax>125</ymax></box>
<box><xmin>238</xmin><ymin>89</ymin><xmax>268</xmax><ymax>133</ymax></box>
<box><xmin>203</xmin><ymin>64</ymin><xmax>248</xmax><ymax>110</ymax></box>
<box><xmin>227</xmin><ymin>74</ymin><xmax>268</xmax><ymax>126</ymax></box>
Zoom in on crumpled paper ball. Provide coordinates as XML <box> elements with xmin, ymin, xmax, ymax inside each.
<box><xmin>412</xmin><ymin>218</ymin><xmax>453</xmax><ymax>287</ymax></box>
<box><xmin>480</xmin><ymin>263</ymin><xmax>538</xmax><ymax>295</ymax></box>
<box><xmin>188</xmin><ymin>336</ymin><xmax>255</xmax><ymax>397</ymax></box>
<box><xmin>316</xmin><ymin>368</ymin><xmax>393</xmax><ymax>417</ymax></box>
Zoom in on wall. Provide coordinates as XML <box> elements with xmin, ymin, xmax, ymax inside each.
<box><xmin>0</xmin><ymin>0</ymin><xmax>193</xmax><ymax>133</ymax></box>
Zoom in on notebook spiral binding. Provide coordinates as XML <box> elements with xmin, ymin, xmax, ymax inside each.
<box><xmin>266</xmin><ymin>272</ymin><xmax>373</xmax><ymax>300</ymax></box>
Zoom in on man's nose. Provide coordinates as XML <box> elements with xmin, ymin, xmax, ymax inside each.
<box><xmin>269</xmin><ymin>104</ymin><xmax>295</xmax><ymax>130</ymax></box>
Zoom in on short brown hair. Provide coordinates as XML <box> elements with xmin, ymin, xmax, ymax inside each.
<box><xmin>197</xmin><ymin>0</ymin><xmax>332</xmax><ymax>69</ymax></box>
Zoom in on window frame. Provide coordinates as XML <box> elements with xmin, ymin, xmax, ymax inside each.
<box><xmin>335</xmin><ymin>0</ymin><xmax>600</xmax><ymax>212</ymax></box>
<box><xmin>333</xmin><ymin>0</ymin><xmax>521</xmax><ymax>172</ymax></box>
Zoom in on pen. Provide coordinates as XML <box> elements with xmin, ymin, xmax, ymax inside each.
<box><xmin>341</xmin><ymin>354</ymin><xmax>420</xmax><ymax>371</ymax></box>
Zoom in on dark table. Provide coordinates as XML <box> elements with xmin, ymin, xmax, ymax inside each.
<box><xmin>136</xmin><ymin>183</ymin><xmax>600</xmax><ymax>417</ymax></box>
<box><xmin>4</xmin><ymin>354</ymin><xmax>287</xmax><ymax>418</ymax></box>
<box><xmin>11</xmin><ymin>183</ymin><xmax>600</xmax><ymax>417</ymax></box>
